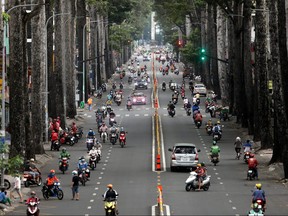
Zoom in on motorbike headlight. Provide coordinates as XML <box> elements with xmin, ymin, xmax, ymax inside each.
<box><xmin>86</xmin><ymin>169</ymin><xmax>90</xmax><ymax>172</ymax></box>
<box><xmin>144</xmin><ymin>83</ymin><xmax>147</xmax><ymax>85</ymax></box>
<box><xmin>133</xmin><ymin>99</ymin><xmax>136</xmax><ymax>102</ymax></box>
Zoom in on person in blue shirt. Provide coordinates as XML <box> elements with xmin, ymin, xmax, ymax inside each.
<box><xmin>0</xmin><ymin>188</ymin><xmax>11</xmax><ymax>206</ymax></box>
<box><xmin>78</xmin><ymin>156</ymin><xmax>90</xmax><ymax>179</ymax></box>
<box><xmin>252</xmin><ymin>183</ymin><xmax>266</xmax><ymax>210</ymax></box>
<box><xmin>192</xmin><ymin>104</ymin><xmax>199</xmax><ymax>113</ymax></box>
<box><xmin>87</xmin><ymin>128</ymin><xmax>96</xmax><ymax>139</ymax></box>
<box><xmin>243</xmin><ymin>140</ymin><xmax>252</xmax><ymax>153</ymax></box>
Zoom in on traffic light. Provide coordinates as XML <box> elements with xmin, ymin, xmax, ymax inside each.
<box><xmin>200</xmin><ymin>48</ymin><xmax>206</xmax><ymax>61</ymax></box>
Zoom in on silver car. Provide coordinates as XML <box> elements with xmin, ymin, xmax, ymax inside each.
<box><xmin>168</xmin><ymin>143</ymin><xmax>200</xmax><ymax>172</ymax></box>
<box><xmin>193</xmin><ymin>83</ymin><xmax>207</xmax><ymax>96</ymax></box>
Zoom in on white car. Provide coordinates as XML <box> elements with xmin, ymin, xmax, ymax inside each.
<box><xmin>193</xmin><ymin>84</ymin><xmax>207</xmax><ymax>97</ymax></box>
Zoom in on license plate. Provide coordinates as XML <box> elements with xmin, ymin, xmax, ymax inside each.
<box><xmin>248</xmin><ymin>170</ymin><xmax>253</xmax><ymax>173</ymax></box>
<box><xmin>246</xmin><ymin>155</ymin><xmax>250</xmax><ymax>159</ymax></box>
<box><xmin>181</xmin><ymin>157</ymin><xmax>189</xmax><ymax>162</ymax></box>
<box><xmin>214</xmin><ymin>135</ymin><xmax>218</xmax><ymax>138</ymax></box>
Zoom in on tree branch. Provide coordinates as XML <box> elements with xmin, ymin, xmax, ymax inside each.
<box><xmin>23</xmin><ymin>1</ymin><xmax>46</xmax><ymax>24</ymax></box>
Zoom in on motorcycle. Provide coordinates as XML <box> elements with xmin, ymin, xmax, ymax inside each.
<box><xmin>104</xmin><ymin>197</ymin><xmax>118</xmax><ymax>216</ymax></box>
<box><xmin>79</xmin><ymin>168</ymin><xmax>90</xmax><ymax>186</ymax></box>
<box><xmin>185</xmin><ymin>171</ymin><xmax>211</xmax><ymax>191</ymax></box>
<box><xmin>119</xmin><ymin>83</ymin><xmax>123</xmax><ymax>89</ymax></box>
<box><xmin>89</xmin><ymin>153</ymin><xmax>97</xmax><ymax>170</ymax></box>
<box><xmin>42</xmin><ymin>182</ymin><xmax>64</xmax><ymax>200</ymax></box>
<box><xmin>59</xmin><ymin>157</ymin><xmax>69</xmax><ymax>174</ymax></box>
<box><xmin>211</xmin><ymin>154</ymin><xmax>219</xmax><ymax>166</ymax></box>
<box><xmin>168</xmin><ymin>108</ymin><xmax>175</xmax><ymax>117</ymax></box>
<box><xmin>181</xmin><ymin>92</ymin><xmax>185</xmax><ymax>99</ymax></box>
<box><xmin>101</xmin><ymin>131</ymin><xmax>108</xmax><ymax>143</ymax></box>
<box><xmin>186</xmin><ymin>108</ymin><xmax>191</xmax><ymax>116</ymax></box>
<box><xmin>195</xmin><ymin>120</ymin><xmax>202</xmax><ymax>129</ymax></box>
<box><xmin>51</xmin><ymin>140</ymin><xmax>61</xmax><ymax>151</ymax></box>
<box><xmin>174</xmin><ymin>69</ymin><xmax>179</xmax><ymax>75</ymax></box>
<box><xmin>128</xmin><ymin>77</ymin><xmax>132</xmax><ymax>84</ymax></box>
<box><xmin>110</xmin><ymin>133</ymin><xmax>117</xmax><ymax>145</ymax></box>
<box><xmin>172</xmin><ymin>98</ymin><xmax>178</xmax><ymax>105</ymax></box>
<box><xmin>247</xmin><ymin>169</ymin><xmax>257</xmax><ymax>180</ymax></box>
<box><xmin>207</xmin><ymin>105</ymin><xmax>216</xmax><ymax>118</ymax></box>
<box><xmin>213</xmin><ymin>132</ymin><xmax>221</xmax><ymax>141</ymax></box>
<box><xmin>244</xmin><ymin>152</ymin><xmax>252</xmax><ymax>163</ymax></box>
<box><xmin>109</xmin><ymin>118</ymin><xmax>116</xmax><ymax>127</ymax></box>
<box><xmin>106</xmin><ymin>105</ymin><xmax>112</xmax><ymax>114</ymax></box>
<box><xmin>196</xmin><ymin>98</ymin><xmax>200</xmax><ymax>106</ymax></box>
<box><xmin>119</xmin><ymin>132</ymin><xmax>126</xmax><ymax>148</ymax></box>
<box><xmin>162</xmin><ymin>85</ymin><xmax>166</xmax><ymax>91</ymax></box>
<box><xmin>115</xmin><ymin>98</ymin><xmax>122</xmax><ymax>106</ymax></box>
<box><xmin>0</xmin><ymin>174</ymin><xmax>11</xmax><ymax>190</ymax></box>
<box><xmin>112</xmin><ymin>83</ymin><xmax>116</xmax><ymax>90</ymax></box>
<box><xmin>59</xmin><ymin>131</ymin><xmax>75</xmax><ymax>146</ymax></box>
<box><xmin>101</xmin><ymin>83</ymin><xmax>107</xmax><ymax>92</ymax></box>
<box><xmin>86</xmin><ymin>138</ymin><xmax>94</xmax><ymax>151</ymax></box>
<box><xmin>206</xmin><ymin>126</ymin><xmax>212</xmax><ymax>135</ymax></box>
<box><xmin>23</xmin><ymin>172</ymin><xmax>42</xmax><ymax>188</ymax></box>
<box><xmin>127</xmin><ymin>102</ymin><xmax>132</xmax><ymax>111</ymax></box>
<box><xmin>75</xmin><ymin>127</ymin><xmax>83</xmax><ymax>139</ymax></box>
<box><xmin>26</xmin><ymin>199</ymin><xmax>40</xmax><ymax>216</ymax></box>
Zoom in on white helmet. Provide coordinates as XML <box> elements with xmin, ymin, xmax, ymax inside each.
<box><xmin>236</xmin><ymin>137</ymin><xmax>241</xmax><ymax>141</ymax></box>
<box><xmin>72</xmin><ymin>170</ymin><xmax>77</xmax><ymax>175</ymax></box>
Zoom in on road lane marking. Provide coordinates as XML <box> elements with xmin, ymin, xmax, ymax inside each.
<box><xmin>159</xmin><ymin>115</ymin><xmax>167</xmax><ymax>171</ymax></box>
<box><xmin>104</xmin><ymin>163</ymin><xmax>107</xmax><ymax>166</ymax></box>
<box><xmin>87</xmin><ymin>115</ymin><xmax>92</xmax><ymax>118</ymax></box>
<box><xmin>125</xmin><ymin>114</ymin><xmax>129</xmax><ymax>117</ymax></box>
<box><xmin>152</xmin><ymin>116</ymin><xmax>156</xmax><ymax>172</ymax></box>
<box><xmin>220</xmin><ymin>182</ymin><xmax>223</xmax><ymax>184</ymax></box>
<box><xmin>213</xmin><ymin>168</ymin><xmax>217</xmax><ymax>171</ymax></box>
<box><xmin>94</xmin><ymin>187</ymin><xmax>98</xmax><ymax>190</ymax></box>
<box><xmin>232</xmin><ymin>207</ymin><xmax>237</xmax><ymax>210</ymax></box>
<box><xmin>135</xmin><ymin>114</ymin><xmax>140</xmax><ymax>116</ymax></box>
<box><xmin>85</xmin><ymin>214</ymin><xmax>89</xmax><ymax>216</ymax></box>
<box><xmin>87</xmin><ymin>206</ymin><xmax>91</xmax><ymax>209</ymax></box>
<box><xmin>164</xmin><ymin>204</ymin><xmax>171</xmax><ymax>216</ymax></box>
<box><xmin>106</xmin><ymin>156</ymin><xmax>109</xmax><ymax>159</ymax></box>
<box><xmin>229</xmin><ymin>200</ymin><xmax>232</xmax><ymax>203</ymax></box>
<box><xmin>119</xmin><ymin>108</ymin><xmax>124</xmax><ymax>111</ymax></box>
<box><xmin>98</xmin><ymin>177</ymin><xmax>102</xmax><ymax>179</ymax></box>
<box><xmin>93</xmin><ymin>193</ymin><xmax>96</xmax><ymax>196</ymax></box>
<box><xmin>144</xmin><ymin>114</ymin><xmax>149</xmax><ymax>116</ymax></box>
<box><xmin>102</xmin><ymin>167</ymin><xmax>106</xmax><ymax>170</ymax></box>
<box><xmin>90</xmin><ymin>200</ymin><xmax>94</xmax><ymax>202</ymax></box>
<box><xmin>217</xmin><ymin>177</ymin><xmax>221</xmax><ymax>180</ymax></box>
<box><xmin>215</xmin><ymin>173</ymin><xmax>219</xmax><ymax>175</ymax></box>
<box><xmin>146</xmin><ymin>108</ymin><xmax>150</xmax><ymax>110</ymax></box>
<box><xmin>116</xmin><ymin>114</ymin><xmax>120</xmax><ymax>117</ymax></box>
<box><xmin>97</xmin><ymin>182</ymin><xmax>100</xmax><ymax>184</ymax></box>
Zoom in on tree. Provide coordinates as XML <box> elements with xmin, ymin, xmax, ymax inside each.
<box><xmin>31</xmin><ymin>0</ymin><xmax>46</xmax><ymax>155</ymax></box>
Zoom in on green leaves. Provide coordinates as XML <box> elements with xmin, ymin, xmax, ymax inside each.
<box><xmin>2</xmin><ymin>12</ymin><xmax>10</xmax><ymax>22</ymax></box>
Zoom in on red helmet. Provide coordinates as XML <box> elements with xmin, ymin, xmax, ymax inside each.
<box><xmin>57</xmin><ymin>116</ymin><xmax>60</xmax><ymax>119</ymax></box>
<box><xmin>250</xmin><ymin>154</ymin><xmax>255</xmax><ymax>158</ymax></box>
<box><xmin>72</xmin><ymin>122</ymin><xmax>76</xmax><ymax>125</ymax></box>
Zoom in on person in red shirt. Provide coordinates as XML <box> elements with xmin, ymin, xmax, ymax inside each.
<box><xmin>26</xmin><ymin>191</ymin><xmax>39</xmax><ymax>205</ymax></box>
<box><xmin>51</xmin><ymin>130</ymin><xmax>59</xmax><ymax>149</ymax></box>
<box><xmin>71</xmin><ymin>122</ymin><xmax>78</xmax><ymax>135</ymax></box>
<box><xmin>52</xmin><ymin>119</ymin><xmax>60</xmax><ymax>132</ymax></box>
<box><xmin>56</xmin><ymin>116</ymin><xmax>61</xmax><ymax>126</ymax></box>
<box><xmin>247</xmin><ymin>154</ymin><xmax>259</xmax><ymax>180</ymax></box>
<box><xmin>195</xmin><ymin>163</ymin><xmax>205</xmax><ymax>190</ymax></box>
<box><xmin>194</xmin><ymin>111</ymin><xmax>203</xmax><ymax>122</ymax></box>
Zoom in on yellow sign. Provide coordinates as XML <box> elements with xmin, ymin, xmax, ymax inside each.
<box><xmin>268</xmin><ymin>80</ymin><xmax>273</xmax><ymax>90</ymax></box>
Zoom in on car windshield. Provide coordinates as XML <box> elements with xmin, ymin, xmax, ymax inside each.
<box><xmin>195</xmin><ymin>85</ymin><xmax>204</xmax><ymax>88</ymax></box>
<box><xmin>174</xmin><ymin>146</ymin><xmax>195</xmax><ymax>154</ymax></box>
<box><xmin>132</xmin><ymin>93</ymin><xmax>144</xmax><ymax>97</ymax></box>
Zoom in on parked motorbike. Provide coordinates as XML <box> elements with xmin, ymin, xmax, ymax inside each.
<box><xmin>59</xmin><ymin>157</ymin><xmax>69</xmax><ymax>174</ymax></box>
<box><xmin>42</xmin><ymin>182</ymin><xmax>64</xmax><ymax>200</ymax></box>
<box><xmin>23</xmin><ymin>172</ymin><xmax>42</xmax><ymax>188</ymax></box>
<box><xmin>51</xmin><ymin>140</ymin><xmax>61</xmax><ymax>151</ymax></box>
<box><xmin>185</xmin><ymin>171</ymin><xmax>211</xmax><ymax>191</ymax></box>
<box><xmin>89</xmin><ymin>153</ymin><xmax>97</xmax><ymax>170</ymax></box>
<box><xmin>0</xmin><ymin>174</ymin><xmax>11</xmax><ymax>190</ymax></box>
<box><xmin>207</xmin><ymin>105</ymin><xmax>216</xmax><ymax>118</ymax></box>
<box><xmin>26</xmin><ymin>199</ymin><xmax>40</xmax><ymax>216</ymax></box>
<box><xmin>59</xmin><ymin>131</ymin><xmax>75</xmax><ymax>146</ymax></box>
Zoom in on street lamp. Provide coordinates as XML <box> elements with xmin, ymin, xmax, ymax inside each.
<box><xmin>1</xmin><ymin>3</ymin><xmax>42</xmax><ymax>188</ymax></box>
<box><xmin>44</xmin><ymin>13</ymin><xmax>70</xmax><ymax>143</ymax></box>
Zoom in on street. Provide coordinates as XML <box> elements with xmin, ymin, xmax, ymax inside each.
<box><xmin>9</xmin><ymin>53</ymin><xmax>288</xmax><ymax>216</ymax></box>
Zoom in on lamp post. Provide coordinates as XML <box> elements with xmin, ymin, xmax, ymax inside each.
<box><xmin>44</xmin><ymin>13</ymin><xmax>70</xmax><ymax>143</ymax></box>
<box><xmin>1</xmin><ymin>3</ymin><xmax>41</xmax><ymax>188</ymax></box>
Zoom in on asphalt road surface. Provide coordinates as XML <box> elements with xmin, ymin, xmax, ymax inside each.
<box><xmin>9</xmin><ymin>53</ymin><xmax>288</xmax><ymax>216</ymax></box>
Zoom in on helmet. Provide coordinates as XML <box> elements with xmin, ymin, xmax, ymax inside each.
<box><xmin>57</xmin><ymin>116</ymin><xmax>60</xmax><ymax>119</ymax></box>
<box><xmin>174</xmin><ymin>90</ymin><xmax>177</xmax><ymax>94</ymax></box>
<box><xmin>213</xmin><ymin>141</ymin><xmax>217</xmax><ymax>145</ymax></box>
<box><xmin>107</xmin><ymin>184</ymin><xmax>113</xmax><ymax>188</ymax></box>
<box><xmin>197</xmin><ymin>163</ymin><xmax>201</xmax><ymax>167</ymax></box>
<box><xmin>250</xmin><ymin>154</ymin><xmax>255</xmax><ymax>158</ymax></box>
<box><xmin>31</xmin><ymin>191</ymin><xmax>36</xmax><ymax>196</ymax></box>
<box><xmin>92</xmin><ymin>146</ymin><xmax>95</xmax><ymax>150</ymax></box>
<box><xmin>217</xmin><ymin>121</ymin><xmax>220</xmax><ymax>124</ymax></box>
<box><xmin>80</xmin><ymin>156</ymin><xmax>85</xmax><ymax>160</ymax></box>
<box><xmin>62</xmin><ymin>148</ymin><xmax>66</xmax><ymax>152</ymax></box>
<box><xmin>89</xmin><ymin>128</ymin><xmax>93</xmax><ymax>132</ymax></box>
<box><xmin>72</xmin><ymin>170</ymin><xmax>78</xmax><ymax>175</ymax></box>
<box><xmin>247</xmin><ymin>140</ymin><xmax>250</xmax><ymax>143</ymax></box>
<box><xmin>72</xmin><ymin>122</ymin><xmax>75</xmax><ymax>125</ymax></box>
<box><xmin>81</xmin><ymin>158</ymin><xmax>85</xmax><ymax>162</ymax></box>
<box><xmin>255</xmin><ymin>183</ymin><xmax>262</xmax><ymax>189</ymax></box>
<box><xmin>30</xmin><ymin>158</ymin><xmax>35</xmax><ymax>162</ymax></box>
<box><xmin>50</xmin><ymin>169</ymin><xmax>55</xmax><ymax>173</ymax></box>
<box><xmin>201</xmin><ymin>162</ymin><xmax>205</xmax><ymax>167</ymax></box>
<box><xmin>236</xmin><ymin>137</ymin><xmax>241</xmax><ymax>141</ymax></box>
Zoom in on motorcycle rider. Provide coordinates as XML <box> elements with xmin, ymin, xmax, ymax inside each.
<box><xmin>212</xmin><ymin>123</ymin><xmax>222</xmax><ymax>137</ymax></box>
<box><xmin>87</xmin><ymin>128</ymin><xmax>96</xmax><ymax>139</ymax></box>
<box><xmin>78</xmin><ymin>157</ymin><xmax>90</xmax><ymax>179</ymax></box>
<box><xmin>252</xmin><ymin>183</ymin><xmax>266</xmax><ymax>210</ymax></box>
<box><xmin>119</xmin><ymin>127</ymin><xmax>127</xmax><ymax>144</ymax></box>
<box><xmin>88</xmin><ymin>146</ymin><xmax>99</xmax><ymax>164</ymax></box>
<box><xmin>26</xmin><ymin>191</ymin><xmax>39</xmax><ymax>205</ymax></box>
<box><xmin>194</xmin><ymin>110</ymin><xmax>203</xmax><ymax>123</ymax></box>
<box><xmin>99</xmin><ymin>122</ymin><xmax>108</xmax><ymax>139</ymax></box>
<box><xmin>167</xmin><ymin>101</ymin><xmax>175</xmax><ymax>113</ymax></box>
<box><xmin>247</xmin><ymin>154</ymin><xmax>259</xmax><ymax>180</ymax></box>
<box><xmin>183</xmin><ymin>97</ymin><xmax>188</xmax><ymax>108</ymax></box>
<box><xmin>210</xmin><ymin>141</ymin><xmax>220</xmax><ymax>160</ymax></box>
<box><xmin>243</xmin><ymin>140</ymin><xmax>253</xmax><ymax>153</ymax></box>
<box><xmin>248</xmin><ymin>202</ymin><xmax>263</xmax><ymax>215</ymax></box>
<box><xmin>103</xmin><ymin>184</ymin><xmax>119</xmax><ymax>213</ymax></box>
<box><xmin>50</xmin><ymin>130</ymin><xmax>59</xmax><ymax>150</ymax></box>
<box><xmin>195</xmin><ymin>163</ymin><xmax>205</xmax><ymax>190</ymax></box>
<box><xmin>234</xmin><ymin>137</ymin><xmax>242</xmax><ymax>158</ymax></box>
<box><xmin>110</xmin><ymin>124</ymin><xmax>119</xmax><ymax>140</ymax></box>
<box><xmin>192</xmin><ymin>103</ymin><xmax>199</xmax><ymax>113</ymax></box>
<box><xmin>59</xmin><ymin>148</ymin><xmax>70</xmax><ymax>166</ymax></box>
<box><xmin>26</xmin><ymin>158</ymin><xmax>41</xmax><ymax>184</ymax></box>
<box><xmin>71</xmin><ymin>122</ymin><xmax>78</xmax><ymax>135</ymax></box>
<box><xmin>109</xmin><ymin>109</ymin><xmax>116</xmax><ymax>119</ymax></box>
<box><xmin>162</xmin><ymin>81</ymin><xmax>166</xmax><ymax>89</ymax></box>
<box><xmin>46</xmin><ymin>170</ymin><xmax>59</xmax><ymax>195</ymax></box>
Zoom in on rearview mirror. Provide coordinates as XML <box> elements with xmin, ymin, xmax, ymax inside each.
<box><xmin>168</xmin><ymin>148</ymin><xmax>173</xmax><ymax>152</ymax></box>
<box><xmin>197</xmin><ymin>149</ymin><xmax>201</xmax><ymax>152</ymax></box>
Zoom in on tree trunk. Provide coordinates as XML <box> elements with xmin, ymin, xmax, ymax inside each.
<box><xmin>31</xmin><ymin>0</ymin><xmax>45</xmax><ymax>155</ymax></box>
<box><xmin>243</xmin><ymin>0</ymin><xmax>254</xmax><ymax>133</ymax></box>
<box><xmin>255</xmin><ymin>0</ymin><xmax>273</xmax><ymax>149</ymax></box>
<box><xmin>8</xmin><ymin>1</ymin><xmax>25</xmax><ymax>157</ymax></box>
<box><xmin>53</xmin><ymin>0</ymin><xmax>65</xmax><ymax>128</ymax></box>
<box><xmin>66</xmin><ymin>0</ymin><xmax>77</xmax><ymax>118</ymax></box>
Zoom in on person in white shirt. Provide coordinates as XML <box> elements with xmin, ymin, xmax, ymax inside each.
<box><xmin>10</xmin><ymin>172</ymin><xmax>23</xmax><ymax>203</ymax></box>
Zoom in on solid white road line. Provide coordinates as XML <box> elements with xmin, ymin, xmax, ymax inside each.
<box><xmin>163</xmin><ymin>204</ymin><xmax>171</xmax><ymax>216</ymax></box>
<box><xmin>152</xmin><ymin>116</ymin><xmax>156</xmax><ymax>172</ymax></box>
<box><xmin>159</xmin><ymin>115</ymin><xmax>166</xmax><ymax>171</ymax></box>
<box><xmin>151</xmin><ymin>205</ymin><xmax>157</xmax><ymax>216</ymax></box>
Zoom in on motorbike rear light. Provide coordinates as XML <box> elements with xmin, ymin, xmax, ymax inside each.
<box><xmin>195</xmin><ymin>154</ymin><xmax>199</xmax><ymax>161</ymax></box>
<box><xmin>171</xmin><ymin>154</ymin><xmax>176</xmax><ymax>160</ymax></box>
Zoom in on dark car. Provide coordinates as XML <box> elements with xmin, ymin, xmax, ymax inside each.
<box><xmin>135</xmin><ymin>79</ymin><xmax>148</xmax><ymax>90</ymax></box>
<box><xmin>131</xmin><ymin>92</ymin><xmax>147</xmax><ymax>105</ymax></box>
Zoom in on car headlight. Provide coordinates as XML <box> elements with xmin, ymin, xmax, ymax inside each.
<box><xmin>133</xmin><ymin>99</ymin><xmax>136</xmax><ymax>102</ymax></box>
<box><xmin>134</xmin><ymin>83</ymin><xmax>138</xmax><ymax>86</ymax></box>
<box><xmin>142</xmin><ymin>98</ymin><xmax>145</xmax><ymax>102</ymax></box>
<box><xmin>144</xmin><ymin>83</ymin><xmax>147</xmax><ymax>85</ymax></box>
